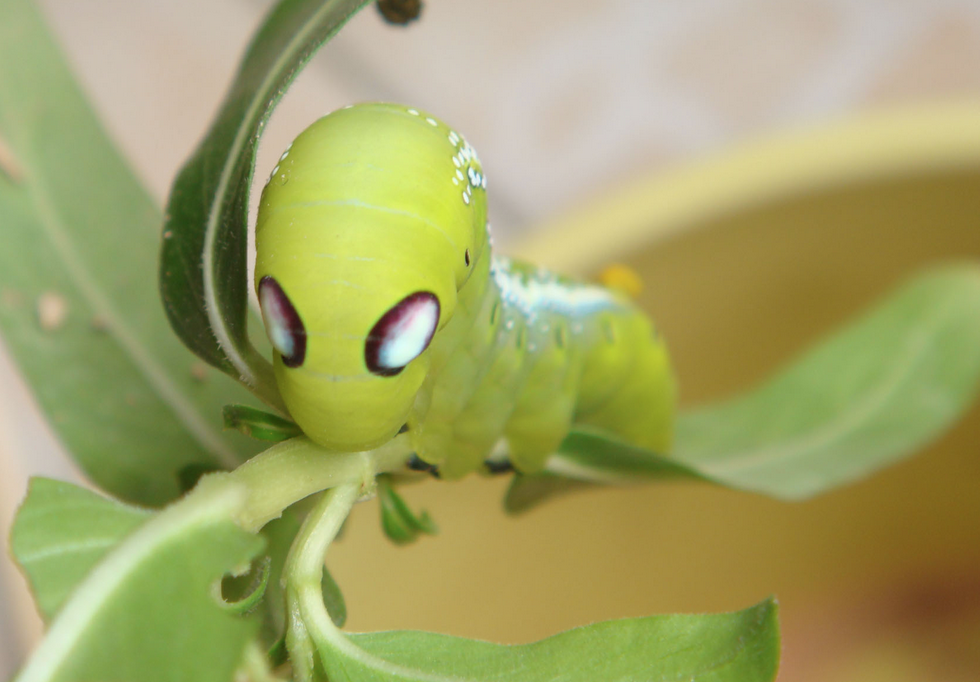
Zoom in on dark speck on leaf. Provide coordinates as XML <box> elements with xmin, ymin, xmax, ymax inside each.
<box><xmin>377</xmin><ymin>0</ymin><xmax>422</xmax><ymax>25</ymax></box>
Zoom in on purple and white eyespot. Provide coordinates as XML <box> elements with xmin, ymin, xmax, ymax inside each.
<box><xmin>258</xmin><ymin>276</ymin><xmax>307</xmax><ymax>368</ymax></box>
<box><xmin>365</xmin><ymin>292</ymin><xmax>440</xmax><ymax>376</ymax></box>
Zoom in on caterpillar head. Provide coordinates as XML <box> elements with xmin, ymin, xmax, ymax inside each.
<box><xmin>254</xmin><ymin>103</ymin><xmax>489</xmax><ymax>451</ymax></box>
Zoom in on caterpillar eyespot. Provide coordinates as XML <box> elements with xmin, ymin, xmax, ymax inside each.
<box><xmin>257</xmin><ymin>276</ymin><xmax>306</xmax><ymax>368</ymax></box>
<box><xmin>365</xmin><ymin>291</ymin><xmax>440</xmax><ymax>376</ymax></box>
<box><xmin>255</xmin><ymin>102</ymin><xmax>676</xmax><ymax>478</ymax></box>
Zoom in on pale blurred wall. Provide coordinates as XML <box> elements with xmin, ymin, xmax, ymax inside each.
<box><xmin>3</xmin><ymin>0</ymin><xmax>980</xmax><ymax>677</ymax></box>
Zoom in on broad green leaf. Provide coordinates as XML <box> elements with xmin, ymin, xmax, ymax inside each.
<box><xmin>323</xmin><ymin>598</ymin><xmax>779</xmax><ymax>682</ymax></box>
<box><xmin>0</xmin><ymin>0</ymin><xmax>262</xmax><ymax>505</ymax></box>
<box><xmin>525</xmin><ymin>265</ymin><xmax>980</xmax><ymax>506</ymax></box>
<box><xmin>10</xmin><ymin>478</ymin><xmax>149</xmax><ymax>621</ymax></box>
<box><xmin>13</xmin><ymin>478</ymin><xmax>263</xmax><ymax>682</ymax></box>
<box><xmin>224</xmin><ymin>404</ymin><xmax>303</xmax><ymax>442</ymax></box>
<box><xmin>160</xmin><ymin>0</ymin><xmax>370</xmax><ymax>407</ymax></box>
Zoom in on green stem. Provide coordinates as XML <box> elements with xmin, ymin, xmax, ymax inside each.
<box><xmin>286</xmin><ymin>484</ymin><xmax>449</xmax><ymax>682</ymax></box>
<box><xmin>204</xmin><ymin>434</ymin><xmax>413</xmax><ymax>532</ymax></box>
<box><xmin>284</xmin><ymin>485</ymin><xmax>359</xmax><ymax>682</ymax></box>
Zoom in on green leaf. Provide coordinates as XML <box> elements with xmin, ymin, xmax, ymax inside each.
<box><xmin>377</xmin><ymin>475</ymin><xmax>437</xmax><ymax>545</ymax></box>
<box><xmin>220</xmin><ymin>556</ymin><xmax>272</xmax><ymax>615</ymax></box>
<box><xmin>321</xmin><ymin>563</ymin><xmax>347</xmax><ymax>628</ymax></box>
<box><xmin>160</xmin><ymin>0</ymin><xmax>370</xmax><ymax>407</ymax></box>
<box><xmin>10</xmin><ymin>478</ymin><xmax>150</xmax><ymax>621</ymax></box>
<box><xmin>12</xmin><ymin>477</ymin><xmax>264</xmax><ymax>682</ymax></box>
<box><xmin>321</xmin><ymin>598</ymin><xmax>780</xmax><ymax>682</ymax></box>
<box><xmin>505</xmin><ymin>425</ymin><xmax>712</xmax><ymax>514</ymax></box>
<box><xmin>674</xmin><ymin>264</ymin><xmax>980</xmax><ymax>499</ymax></box>
<box><xmin>530</xmin><ymin>264</ymin><xmax>980</xmax><ymax>505</ymax></box>
<box><xmin>0</xmin><ymin>0</ymin><xmax>262</xmax><ymax>505</ymax></box>
<box><xmin>224</xmin><ymin>404</ymin><xmax>303</xmax><ymax>442</ymax></box>
<box><xmin>504</xmin><ymin>473</ymin><xmax>602</xmax><ymax>515</ymax></box>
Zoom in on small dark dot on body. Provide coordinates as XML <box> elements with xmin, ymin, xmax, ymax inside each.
<box><xmin>407</xmin><ymin>454</ymin><xmax>441</xmax><ymax>478</ymax></box>
<box><xmin>484</xmin><ymin>459</ymin><xmax>514</xmax><ymax>475</ymax></box>
<box><xmin>376</xmin><ymin>0</ymin><xmax>421</xmax><ymax>26</ymax></box>
<box><xmin>464</xmin><ymin>249</ymin><xmax>470</xmax><ymax>266</ymax></box>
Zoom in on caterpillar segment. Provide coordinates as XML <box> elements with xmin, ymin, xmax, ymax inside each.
<box><xmin>255</xmin><ymin>103</ymin><xmax>675</xmax><ymax>479</ymax></box>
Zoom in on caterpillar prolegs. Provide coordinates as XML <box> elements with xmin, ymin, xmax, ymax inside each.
<box><xmin>255</xmin><ymin>103</ymin><xmax>675</xmax><ymax>479</ymax></box>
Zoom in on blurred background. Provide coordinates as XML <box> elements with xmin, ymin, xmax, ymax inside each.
<box><xmin>3</xmin><ymin>0</ymin><xmax>980</xmax><ymax>679</ymax></box>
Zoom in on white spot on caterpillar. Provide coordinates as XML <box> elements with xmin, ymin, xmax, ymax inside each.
<box><xmin>456</xmin><ymin>169</ymin><xmax>464</xmax><ymax>181</ymax></box>
<box><xmin>280</xmin><ymin>150</ymin><xmax>289</xmax><ymax>160</ymax></box>
<box><xmin>462</xmin><ymin>190</ymin><xmax>470</xmax><ymax>205</ymax></box>
<box><xmin>377</xmin><ymin>297</ymin><xmax>439</xmax><ymax>369</ymax></box>
<box><xmin>491</xmin><ymin>257</ymin><xmax>622</xmax><ymax>324</ymax></box>
<box><xmin>407</xmin><ymin>109</ymin><xmax>419</xmax><ymax>116</ymax></box>
<box><xmin>426</xmin><ymin>117</ymin><xmax>438</xmax><ymax>126</ymax></box>
<box><xmin>452</xmin><ymin>156</ymin><xmax>461</xmax><ymax>168</ymax></box>
<box><xmin>260</xmin><ymin>285</ymin><xmax>296</xmax><ymax>358</ymax></box>
<box><xmin>452</xmin><ymin>177</ymin><xmax>459</xmax><ymax>185</ymax></box>
<box><xmin>448</xmin><ymin>131</ymin><xmax>460</xmax><ymax>145</ymax></box>
<box><xmin>504</xmin><ymin>319</ymin><xmax>515</xmax><ymax>330</ymax></box>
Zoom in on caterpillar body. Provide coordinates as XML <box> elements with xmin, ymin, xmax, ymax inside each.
<box><xmin>255</xmin><ymin>103</ymin><xmax>675</xmax><ymax>480</ymax></box>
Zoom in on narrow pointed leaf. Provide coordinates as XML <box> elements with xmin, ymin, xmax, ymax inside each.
<box><xmin>516</xmin><ymin>265</ymin><xmax>980</xmax><ymax>509</ymax></box>
<box><xmin>504</xmin><ymin>473</ymin><xmax>601</xmax><ymax>515</ymax></box>
<box><xmin>224</xmin><ymin>404</ymin><xmax>303</xmax><ymax>442</ymax></box>
<box><xmin>160</xmin><ymin>0</ymin><xmax>370</xmax><ymax>407</ymax></box>
<box><xmin>322</xmin><ymin>565</ymin><xmax>347</xmax><ymax>628</ymax></box>
<box><xmin>378</xmin><ymin>475</ymin><xmax>437</xmax><ymax>544</ymax></box>
<box><xmin>675</xmin><ymin>264</ymin><xmax>980</xmax><ymax>499</ymax></box>
<box><xmin>0</xmin><ymin>0</ymin><xmax>261</xmax><ymax>505</ymax></box>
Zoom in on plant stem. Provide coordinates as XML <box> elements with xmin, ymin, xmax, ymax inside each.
<box><xmin>286</xmin><ymin>483</ymin><xmax>446</xmax><ymax>682</ymax></box>
<box><xmin>209</xmin><ymin>434</ymin><xmax>413</xmax><ymax>532</ymax></box>
<box><xmin>283</xmin><ymin>485</ymin><xmax>359</xmax><ymax>682</ymax></box>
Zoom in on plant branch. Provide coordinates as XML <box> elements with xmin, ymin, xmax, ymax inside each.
<box><xmin>205</xmin><ymin>434</ymin><xmax>413</xmax><ymax>533</ymax></box>
<box><xmin>283</xmin><ymin>484</ymin><xmax>359</xmax><ymax>682</ymax></box>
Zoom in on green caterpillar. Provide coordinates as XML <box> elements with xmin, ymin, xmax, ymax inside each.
<box><xmin>255</xmin><ymin>103</ymin><xmax>675</xmax><ymax>479</ymax></box>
